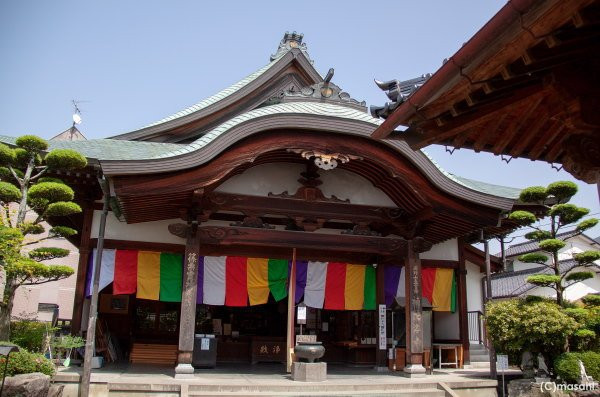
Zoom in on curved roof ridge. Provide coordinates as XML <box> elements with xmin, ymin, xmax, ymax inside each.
<box><xmin>151</xmin><ymin>102</ymin><xmax>382</xmax><ymax>159</ymax></box>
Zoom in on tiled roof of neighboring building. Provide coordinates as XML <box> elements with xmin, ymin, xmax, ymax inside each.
<box><xmin>491</xmin><ymin>259</ymin><xmax>598</xmax><ymax>298</ymax></box>
<box><xmin>499</xmin><ymin>230</ymin><xmax>582</xmax><ymax>257</ymax></box>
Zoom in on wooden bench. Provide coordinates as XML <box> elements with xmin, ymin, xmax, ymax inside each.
<box><xmin>129</xmin><ymin>343</ymin><xmax>177</xmax><ymax>365</ymax></box>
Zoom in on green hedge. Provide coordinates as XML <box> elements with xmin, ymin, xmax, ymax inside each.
<box><xmin>10</xmin><ymin>320</ymin><xmax>57</xmax><ymax>353</ymax></box>
<box><xmin>0</xmin><ymin>342</ymin><xmax>55</xmax><ymax>378</ymax></box>
<box><xmin>554</xmin><ymin>351</ymin><xmax>600</xmax><ymax>384</ymax></box>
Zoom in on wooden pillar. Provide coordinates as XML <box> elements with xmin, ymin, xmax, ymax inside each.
<box><xmin>375</xmin><ymin>263</ymin><xmax>387</xmax><ymax>370</ymax></box>
<box><xmin>403</xmin><ymin>239</ymin><xmax>426</xmax><ymax>377</ymax></box>
<box><xmin>174</xmin><ymin>222</ymin><xmax>200</xmax><ymax>378</ymax></box>
<box><xmin>286</xmin><ymin>248</ymin><xmax>297</xmax><ymax>373</ymax></box>
<box><xmin>457</xmin><ymin>239</ymin><xmax>470</xmax><ymax>364</ymax></box>
<box><xmin>71</xmin><ymin>203</ymin><xmax>94</xmax><ymax>335</ymax></box>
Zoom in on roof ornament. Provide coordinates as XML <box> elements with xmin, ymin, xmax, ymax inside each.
<box><xmin>288</xmin><ymin>148</ymin><xmax>362</xmax><ymax>171</ymax></box>
<box><xmin>270</xmin><ymin>31</ymin><xmax>312</xmax><ymax>63</ymax></box>
<box><xmin>282</xmin><ymin>67</ymin><xmax>367</xmax><ymax>111</ymax></box>
<box><xmin>370</xmin><ymin>74</ymin><xmax>432</xmax><ymax>119</ymax></box>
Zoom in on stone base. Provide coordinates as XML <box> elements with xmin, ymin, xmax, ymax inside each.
<box><xmin>292</xmin><ymin>362</ymin><xmax>327</xmax><ymax>382</ymax></box>
<box><xmin>174</xmin><ymin>363</ymin><xmax>195</xmax><ymax>379</ymax></box>
<box><xmin>402</xmin><ymin>364</ymin><xmax>427</xmax><ymax>378</ymax></box>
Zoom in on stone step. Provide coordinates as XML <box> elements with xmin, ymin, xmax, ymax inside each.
<box><xmin>470</xmin><ymin>354</ymin><xmax>491</xmax><ymax>362</ymax></box>
<box><xmin>464</xmin><ymin>361</ymin><xmax>491</xmax><ymax>369</ymax></box>
<box><xmin>187</xmin><ymin>389</ymin><xmax>446</xmax><ymax>397</ymax></box>
<box><xmin>188</xmin><ymin>383</ymin><xmax>440</xmax><ymax>393</ymax></box>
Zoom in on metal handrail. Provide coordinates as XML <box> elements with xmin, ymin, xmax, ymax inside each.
<box><xmin>467</xmin><ymin>310</ymin><xmax>484</xmax><ymax>344</ymax></box>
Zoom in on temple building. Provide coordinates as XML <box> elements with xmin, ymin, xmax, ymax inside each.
<box><xmin>1</xmin><ymin>33</ymin><xmax>538</xmax><ymax>376</ymax></box>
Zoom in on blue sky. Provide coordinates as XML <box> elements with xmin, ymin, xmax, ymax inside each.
<box><xmin>1</xmin><ymin>1</ymin><xmax>598</xmax><ymax>250</ymax></box>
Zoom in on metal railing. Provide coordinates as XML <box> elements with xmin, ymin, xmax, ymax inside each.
<box><xmin>467</xmin><ymin>310</ymin><xmax>484</xmax><ymax>344</ymax></box>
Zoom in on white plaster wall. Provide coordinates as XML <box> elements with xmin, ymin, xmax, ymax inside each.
<box><xmin>420</xmin><ymin>239</ymin><xmax>459</xmax><ymax>261</ymax></box>
<box><xmin>433</xmin><ymin>311</ymin><xmax>460</xmax><ymax>340</ymax></box>
<box><xmin>215</xmin><ymin>162</ymin><xmax>396</xmax><ymax>207</ymax></box>
<box><xmin>91</xmin><ymin>211</ymin><xmax>185</xmax><ymax>245</ymax></box>
<box><xmin>528</xmin><ymin>268</ymin><xmax>600</xmax><ymax>301</ymax></box>
<box><xmin>511</xmin><ymin>235</ymin><xmax>600</xmax><ymax>271</ymax></box>
<box><xmin>466</xmin><ymin>261</ymin><xmax>484</xmax><ymax>313</ymax></box>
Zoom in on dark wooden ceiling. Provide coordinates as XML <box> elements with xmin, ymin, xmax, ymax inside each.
<box><xmin>373</xmin><ymin>0</ymin><xmax>600</xmax><ymax>183</ymax></box>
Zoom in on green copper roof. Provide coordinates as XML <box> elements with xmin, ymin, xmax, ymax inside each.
<box><xmin>0</xmin><ymin>100</ymin><xmax>521</xmax><ymax>201</ymax></box>
<box><xmin>154</xmin><ymin>102</ymin><xmax>382</xmax><ymax>158</ymax></box>
<box><xmin>0</xmin><ymin>135</ymin><xmax>182</xmax><ymax>161</ymax></box>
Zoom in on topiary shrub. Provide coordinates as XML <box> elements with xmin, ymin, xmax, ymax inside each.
<box><xmin>554</xmin><ymin>351</ymin><xmax>600</xmax><ymax>384</ymax></box>
<box><xmin>44</xmin><ymin>201</ymin><xmax>82</xmax><ymax>217</ymax></box>
<box><xmin>28</xmin><ymin>247</ymin><xmax>70</xmax><ymax>261</ymax></box>
<box><xmin>49</xmin><ymin>226</ymin><xmax>77</xmax><ymax>238</ymax></box>
<box><xmin>0</xmin><ymin>181</ymin><xmax>21</xmax><ymax>202</ymax></box>
<box><xmin>44</xmin><ymin>149</ymin><xmax>87</xmax><ymax>170</ymax></box>
<box><xmin>15</xmin><ymin>135</ymin><xmax>48</xmax><ymax>153</ymax></box>
<box><xmin>28</xmin><ymin>182</ymin><xmax>74</xmax><ymax>203</ymax></box>
<box><xmin>519</xmin><ymin>186</ymin><xmax>548</xmax><ymax>203</ymax></box>
<box><xmin>546</xmin><ymin>181</ymin><xmax>578</xmax><ymax>202</ymax></box>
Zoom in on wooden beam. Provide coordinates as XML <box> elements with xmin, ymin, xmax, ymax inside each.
<box><xmin>190</xmin><ymin>225</ymin><xmax>414</xmax><ymax>256</ymax></box>
<box><xmin>71</xmin><ymin>203</ymin><xmax>94</xmax><ymax>335</ymax></box>
<box><xmin>529</xmin><ymin>121</ymin><xmax>565</xmax><ymax>160</ymax></box>
<box><xmin>492</xmin><ymin>94</ymin><xmax>545</xmax><ymax>155</ymax></box>
<box><xmin>509</xmin><ymin>113</ymin><xmax>551</xmax><ymax>158</ymax></box>
<box><xmin>404</xmin><ymin>83</ymin><xmax>544</xmax><ymax>149</ymax></box>
<box><xmin>457</xmin><ymin>239</ymin><xmax>470</xmax><ymax>364</ymax></box>
<box><xmin>473</xmin><ymin>114</ymin><xmax>508</xmax><ymax>152</ymax></box>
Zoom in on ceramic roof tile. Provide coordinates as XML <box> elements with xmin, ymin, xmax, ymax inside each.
<box><xmin>491</xmin><ymin>259</ymin><xmax>597</xmax><ymax>298</ymax></box>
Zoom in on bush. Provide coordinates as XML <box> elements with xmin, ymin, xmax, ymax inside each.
<box><xmin>15</xmin><ymin>135</ymin><xmax>48</xmax><ymax>153</ymax></box>
<box><xmin>28</xmin><ymin>182</ymin><xmax>74</xmax><ymax>203</ymax></box>
<box><xmin>554</xmin><ymin>352</ymin><xmax>600</xmax><ymax>383</ymax></box>
<box><xmin>9</xmin><ymin>320</ymin><xmax>57</xmax><ymax>353</ymax></box>
<box><xmin>0</xmin><ymin>181</ymin><xmax>21</xmax><ymax>202</ymax></box>
<box><xmin>546</xmin><ymin>181</ymin><xmax>578</xmax><ymax>202</ymax></box>
<box><xmin>0</xmin><ymin>144</ymin><xmax>16</xmax><ymax>165</ymax></box>
<box><xmin>0</xmin><ymin>349</ymin><xmax>55</xmax><ymax>378</ymax></box>
<box><xmin>45</xmin><ymin>201</ymin><xmax>82</xmax><ymax>217</ymax></box>
<box><xmin>538</xmin><ymin>239</ymin><xmax>566</xmax><ymax>252</ymax></box>
<box><xmin>508</xmin><ymin>210</ymin><xmax>537</xmax><ymax>225</ymax></box>
<box><xmin>28</xmin><ymin>247</ymin><xmax>70</xmax><ymax>261</ymax></box>
<box><xmin>44</xmin><ymin>149</ymin><xmax>87</xmax><ymax>170</ymax></box>
<box><xmin>485</xmin><ymin>299</ymin><xmax>579</xmax><ymax>367</ymax></box>
<box><xmin>582</xmin><ymin>295</ymin><xmax>600</xmax><ymax>307</ymax></box>
<box><xmin>49</xmin><ymin>226</ymin><xmax>77</xmax><ymax>238</ymax></box>
<box><xmin>519</xmin><ymin>186</ymin><xmax>548</xmax><ymax>203</ymax></box>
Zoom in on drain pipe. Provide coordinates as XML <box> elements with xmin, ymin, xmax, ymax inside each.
<box><xmin>80</xmin><ymin>176</ymin><xmax>110</xmax><ymax>397</ymax></box>
<box><xmin>481</xmin><ymin>231</ymin><xmax>497</xmax><ymax>379</ymax></box>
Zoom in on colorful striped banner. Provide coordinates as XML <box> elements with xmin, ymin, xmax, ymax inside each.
<box><xmin>137</xmin><ymin>251</ymin><xmax>160</xmax><ymax>300</ymax></box>
<box><xmin>86</xmin><ymin>250</ymin><xmax>390</xmax><ymax>311</ymax></box>
<box><xmin>85</xmin><ymin>249</ymin><xmax>184</xmax><ymax>302</ymax></box>
<box><xmin>387</xmin><ymin>266</ymin><xmax>457</xmax><ymax>312</ymax></box>
<box><xmin>324</xmin><ymin>262</ymin><xmax>346</xmax><ymax>310</ymax></box>
<box><xmin>225</xmin><ymin>257</ymin><xmax>248</xmax><ymax>306</ymax></box>
<box><xmin>113</xmin><ymin>250</ymin><xmax>137</xmax><ymax>295</ymax></box>
<box><xmin>159</xmin><ymin>253</ymin><xmax>183</xmax><ymax>302</ymax></box>
<box><xmin>247</xmin><ymin>258</ymin><xmax>270</xmax><ymax>306</ymax></box>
